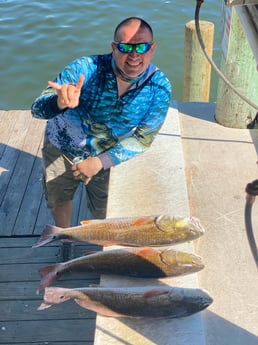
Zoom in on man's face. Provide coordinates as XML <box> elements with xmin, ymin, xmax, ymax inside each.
<box><xmin>112</xmin><ymin>23</ymin><xmax>156</xmax><ymax>78</ymax></box>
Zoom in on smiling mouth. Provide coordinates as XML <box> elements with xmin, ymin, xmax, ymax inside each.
<box><xmin>127</xmin><ymin>61</ymin><xmax>142</xmax><ymax>67</ymax></box>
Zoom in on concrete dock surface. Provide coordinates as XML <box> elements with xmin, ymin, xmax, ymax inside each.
<box><xmin>94</xmin><ymin>102</ymin><xmax>207</xmax><ymax>345</ymax></box>
<box><xmin>94</xmin><ymin>101</ymin><xmax>258</xmax><ymax>345</ymax></box>
<box><xmin>179</xmin><ymin>101</ymin><xmax>258</xmax><ymax>345</ymax></box>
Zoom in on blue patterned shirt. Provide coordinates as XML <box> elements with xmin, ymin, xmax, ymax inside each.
<box><xmin>31</xmin><ymin>53</ymin><xmax>171</xmax><ymax>169</ymax></box>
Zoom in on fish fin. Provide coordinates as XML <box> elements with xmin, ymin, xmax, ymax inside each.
<box><xmin>102</xmin><ymin>242</ymin><xmax>117</xmax><ymax>246</ymax></box>
<box><xmin>87</xmin><ymin>240</ymin><xmax>116</xmax><ymax>246</ymax></box>
<box><xmin>83</xmin><ymin>250</ymin><xmax>97</xmax><ymax>256</ymax></box>
<box><xmin>133</xmin><ymin>217</ymin><xmax>154</xmax><ymax>226</ymax></box>
<box><xmin>143</xmin><ymin>288</ymin><xmax>168</xmax><ymax>299</ymax></box>
<box><xmin>80</xmin><ymin>219</ymin><xmax>91</xmax><ymax>225</ymax></box>
<box><xmin>80</xmin><ymin>219</ymin><xmax>100</xmax><ymax>225</ymax></box>
<box><xmin>32</xmin><ymin>225</ymin><xmax>62</xmax><ymax>248</ymax></box>
<box><xmin>38</xmin><ymin>264</ymin><xmax>58</xmax><ymax>278</ymax></box>
<box><xmin>74</xmin><ymin>298</ymin><xmax>125</xmax><ymax>317</ymax></box>
<box><xmin>37</xmin><ymin>302</ymin><xmax>53</xmax><ymax>310</ymax></box>
<box><xmin>136</xmin><ymin>247</ymin><xmax>157</xmax><ymax>257</ymax></box>
<box><xmin>37</xmin><ymin>264</ymin><xmax>63</xmax><ymax>295</ymax></box>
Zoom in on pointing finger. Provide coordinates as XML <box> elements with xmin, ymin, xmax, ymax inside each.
<box><xmin>76</xmin><ymin>75</ymin><xmax>85</xmax><ymax>90</ymax></box>
<box><xmin>48</xmin><ymin>80</ymin><xmax>62</xmax><ymax>90</ymax></box>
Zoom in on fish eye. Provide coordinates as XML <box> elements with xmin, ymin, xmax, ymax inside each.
<box><xmin>60</xmin><ymin>295</ymin><xmax>65</xmax><ymax>299</ymax></box>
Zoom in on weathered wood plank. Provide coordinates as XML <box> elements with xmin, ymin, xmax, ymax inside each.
<box><xmin>0</xmin><ymin>263</ymin><xmax>99</xmax><ymax>283</ymax></box>
<box><xmin>0</xmin><ymin>241</ymin><xmax>100</xmax><ymax>264</ymax></box>
<box><xmin>0</xmin><ymin>152</ymin><xmax>38</xmax><ymax>234</ymax></box>
<box><xmin>13</xmin><ymin>127</ymin><xmax>45</xmax><ymax>235</ymax></box>
<box><xmin>22</xmin><ymin>114</ymin><xmax>46</xmax><ymax>156</ymax></box>
<box><xmin>0</xmin><ymin>112</ymin><xmax>36</xmax><ymax>235</ymax></box>
<box><xmin>0</xmin><ymin>236</ymin><xmax>100</xmax><ymax>250</ymax></box>
<box><xmin>34</xmin><ymin>197</ymin><xmax>54</xmax><ymax>235</ymax></box>
<box><xmin>0</xmin><ymin>236</ymin><xmax>37</xmax><ymax>247</ymax></box>
<box><xmin>0</xmin><ymin>245</ymin><xmax>62</xmax><ymax>264</ymax></box>
<box><xmin>0</xmin><ymin>236</ymin><xmax>99</xmax><ymax>345</ymax></box>
<box><xmin>0</xmin><ymin>340</ymin><xmax>93</xmax><ymax>345</ymax></box>
<box><xmin>0</xmin><ymin>281</ymin><xmax>41</xmax><ymax>299</ymax></box>
<box><xmin>0</xmin><ymin>263</ymin><xmax>42</xmax><ymax>282</ymax></box>
<box><xmin>0</xmin><ymin>110</ymin><xmax>99</xmax><ymax>344</ymax></box>
<box><xmin>1</xmin><ymin>299</ymin><xmax>96</xmax><ymax>321</ymax></box>
<box><xmin>0</xmin><ymin>342</ymin><xmax>91</xmax><ymax>345</ymax></box>
<box><xmin>0</xmin><ymin>114</ymin><xmax>46</xmax><ymax>235</ymax></box>
<box><xmin>0</xmin><ymin>110</ymin><xmax>91</xmax><ymax>236</ymax></box>
<box><xmin>0</xmin><ymin>110</ymin><xmax>13</xmax><ymax>159</ymax></box>
<box><xmin>0</xmin><ymin>278</ymin><xmax>100</xmax><ymax>300</ymax></box>
<box><xmin>0</xmin><ymin>238</ymin><xmax>101</xmax><ymax>266</ymax></box>
<box><xmin>0</xmin><ymin>319</ymin><xmax>96</xmax><ymax>343</ymax></box>
<box><xmin>0</xmin><ymin>111</ymin><xmax>32</xmax><ymax>205</ymax></box>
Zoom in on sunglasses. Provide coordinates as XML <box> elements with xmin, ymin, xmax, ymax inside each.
<box><xmin>114</xmin><ymin>42</ymin><xmax>153</xmax><ymax>54</ymax></box>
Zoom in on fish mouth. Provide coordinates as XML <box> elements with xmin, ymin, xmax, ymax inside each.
<box><xmin>189</xmin><ymin>217</ymin><xmax>205</xmax><ymax>234</ymax></box>
<box><xmin>37</xmin><ymin>302</ymin><xmax>53</xmax><ymax>310</ymax></box>
<box><xmin>181</xmin><ymin>261</ymin><xmax>204</xmax><ymax>269</ymax></box>
<box><xmin>179</xmin><ymin>261</ymin><xmax>204</xmax><ymax>271</ymax></box>
<box><xmin>200</xmin><ymin>298</ymin><xmax>213</xmax><ymax>310</ymax></box>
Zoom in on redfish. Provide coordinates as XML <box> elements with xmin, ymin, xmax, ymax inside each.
<box><xmin>33</xmin><ymin>215</ymin><xmax>205</xmax><ymax>248</ymax></box>
<box><xmin>37</xmin><ymin>247</ymin><xmax>204</xmax><ymax>294</ymax></box>
<box><xmin>38</xmin><ymin>285</ymin><xmax>213</xmax><ymax>318</ymax></box>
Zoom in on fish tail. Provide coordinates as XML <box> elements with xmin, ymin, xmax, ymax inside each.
<box><xmin>37</xmin><ymin>264</ymin><xmax>63</xmax><ymax>295</ymax></box>
<box><xmin>32</xmin><ymin>225</ymin><xmax>63</xmax><ymax>248</ymax></box>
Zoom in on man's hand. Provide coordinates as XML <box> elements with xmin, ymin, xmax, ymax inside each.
<box><xmin>48</xmin><ymin>74</ymin><xmax>85</xmax><ymax>110</ymax></box>
<box><xmin>72</xmin><ymin>157</ymin><xmax>103</xmax><ymax>185</ymax></box>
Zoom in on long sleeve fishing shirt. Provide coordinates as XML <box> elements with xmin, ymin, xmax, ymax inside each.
<box><xmin>31</xmin><ymin>53</ymin><xmax>171</xmax><ymax>169</ymax></box>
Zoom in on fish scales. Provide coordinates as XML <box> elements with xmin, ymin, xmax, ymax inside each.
<box><xmin>38</xmin><ymin>285</ymin><xmax>213</xmax><ymax>318</ymax></box>
<box><xmin>65</xmin><ymin>218</ymin><xmax>160</xmax><ymax>244</ymax></box>
<box><xmin>37</xmin><ymin>247</ymin><xmax>204</xmax><ymax>293</ymax></box>
<box><xmin>81</xmin><ymin>287</ymin><xmax>176</xmax><ymax>317</ymax></box>
<box><xmin>33</xmin><ymin>215</ymin><xmax>205</xmax><ymax>248</ymax></box>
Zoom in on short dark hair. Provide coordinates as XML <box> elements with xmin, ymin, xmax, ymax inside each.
<box><xmin>114</xmin><ymin>17</ymin><xmax>153</xmax><ymax>41</ymax></box>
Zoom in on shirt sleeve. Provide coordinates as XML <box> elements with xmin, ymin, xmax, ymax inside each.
<box><xmin>31</xmin><ymin>57</ymin><xmax>92</xmax><ymax>119</ymax></box>
<box><xmin>31</xmin><ymin>90</ymin><xmax>64</xmax><ymax>120</ymax></box>
<box><xmin>98</xmin><ymin>74</ymin><xmax>172</xmax><ymax>169</ymax></box>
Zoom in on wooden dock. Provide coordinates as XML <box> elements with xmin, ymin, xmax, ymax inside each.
<box><xmin>0</xmin><ymin>110</ymin><xmax>99</xmax><ymax>345</ymax></box>
<box><xmin>1</xmin><ymin>105</ymin><xmax>207</xmax><ymax>345</ymax></box>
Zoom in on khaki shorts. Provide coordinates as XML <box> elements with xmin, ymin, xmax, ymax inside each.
<box><xmin>42</xmin><ymin>138</ymin><xmax>110</xmax><ymax>219</ymax></box>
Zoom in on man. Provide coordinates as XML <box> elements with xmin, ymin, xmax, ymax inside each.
<box><xmin>31</xmin><ymin>17</ymin><xmax>171</xmax><ymax>259</ymax></box>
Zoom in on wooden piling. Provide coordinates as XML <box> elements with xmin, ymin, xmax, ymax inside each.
<box><xmin>216</xmin><ymin>6</ymin><xmax>258</xmax><ymax>128</ymax></box>
<box><xmin>183</xmin><ymin>20</ymin><xmax>214</xmax><ymax>102</ymax></box>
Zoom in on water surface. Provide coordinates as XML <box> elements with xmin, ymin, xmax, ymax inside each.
<box><xmin>0</xmin><ymin>0</ymin><xmax>222</xmax><ymax>109</ymax></box>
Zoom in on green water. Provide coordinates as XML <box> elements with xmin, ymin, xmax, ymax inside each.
<box><xmin>0</xmin><ymin>0</ymin><xmax>222</xmax><ymax>109</ymax></box>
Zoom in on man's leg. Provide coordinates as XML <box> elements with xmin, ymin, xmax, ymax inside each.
<box><xmin>51</xmin><ymin>200</ymin><xmax>73</xmax><ymax>228</ymax></box>
<box><xmin>86</xmin><ymin>168</ymin><xmax>110</xmax><ymax>219</ymax></box>
<box><xmin>42</xmin><ymin>138</ymin><xmax>79</xmax><ymax>260</ymax></box>
<box><xmin>53</xmin><ymin>200</ymin><xmax>74</xmax><ymax>261</ymax></box>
